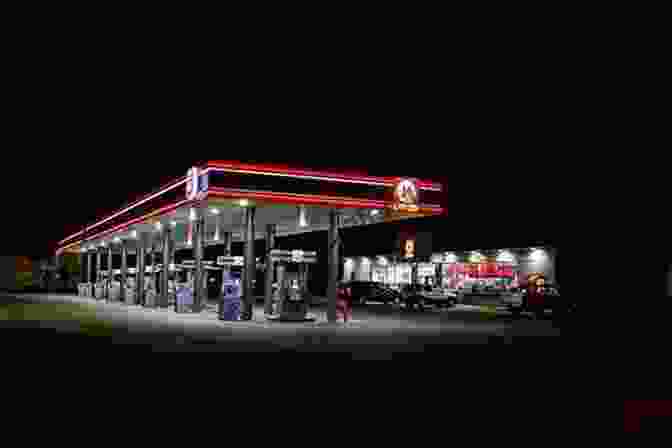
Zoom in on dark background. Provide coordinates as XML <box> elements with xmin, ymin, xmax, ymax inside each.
<box><xmin>1</xmin><ymin>35</ymin><xmax>568</xmax><ymax>261</ymax></box>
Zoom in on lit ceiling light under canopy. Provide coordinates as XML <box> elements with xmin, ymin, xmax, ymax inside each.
<box><xmin>189</xmin><ymin>208</ymin><xmax>197</xmax><ymax>221</ymax></box>
<box><xmin>210</xmin><ymin>208</ymin><xmax>220</xmax><ymax>215</ymax></box>
<box><xmin>239</xmin><ymin>199</ymin><xmax>249</xmax><ymax>207</ymax></box>
<box><xmin>298</xmin><ymin>206</ymin><xmax>309</xmax><ymax>227</ymax></box>
<box><xmin>131</xmin><ymin>230</ymin><xmax>138</xmax><ymax>239</ymax></box>
<box><xmin>171</xmin><ymin>221</ymin><xmax>177</xmax><ymax>227</ymax></box>
<box><xmin>113</xmin><ymin>237</ymin><xmax>121</xmax><ymax>243</ymax></box>
<box><xmin>370</xmin><ymin>209</ymin><xmax>380</xmax><ymax>216</ymax></box>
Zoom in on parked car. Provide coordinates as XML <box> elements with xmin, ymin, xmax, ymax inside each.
<box><xmin>341</xmin><ymin>281</ymin><xmax>402</xmax><ymax>305</ymax></box>
<box><xmin>502</xmin><ymin>284</ymin><xmax>571</xmax><ymax>316</ymax></box>
<box><xmin>400</xmin><ymin>284</ymin><xmax>459</xmax><ymax>311</ymax></box>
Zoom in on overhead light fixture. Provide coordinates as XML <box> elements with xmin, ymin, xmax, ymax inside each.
<box><xmin>210</xmin><ymin>208</ymin><xmax>220</xmax><ymax>215</ymax></box>
<box><xmin>362</xmin><ymin>257</ymin><xmax>370</xmax><ymax>264</ymax></box>
<box><xmin>298</xmin><ymin>206</ymin><xmax>309</xmax><ymax>227</ymax></box>
<box><xmin>239</xmin><ymin>199</ymin><xmax>249</xmax><ymax>207</ymax></box>
<box><xmin>171</xmin><ymin>220</ymin><xmax>177</xmax><ymax>227</ymax></box>
<box><xmin>189</xmin><ymin>208</ymin><xmax>197</xmax><ymax>221</ymax></box>
<box><xmin>113</xmin><ymin>237</ymin><xmax>121</xmax><ymax>243</ymax></box>
<box><xmin>81</xmin><ymin>247</ymin><xmax>87</xmax><ymax>253</ymax></box>
<box><xmin>155</xmin><ymin>222</ymin><xmax>162</xmax><ymax>231</ymax></box>
<box><xmin>370</xmin><ymin>209</ymin><xmax>380</xmax><ymax>216</ymax></box>
<box><xmin>131</xmin><ymin>230</ymin><xmax>138</xmax><ymax>239</ymax></box>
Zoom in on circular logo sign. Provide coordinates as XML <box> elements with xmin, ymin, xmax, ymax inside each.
<box><xmin>394</xmin><ymin>179</ymin><xmax>419</xmax><ymax>210</ymax></box>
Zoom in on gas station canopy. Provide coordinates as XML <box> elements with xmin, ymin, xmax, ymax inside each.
<box><xmin>57</xmin><ymin>160</ymin><xmax>445</xmax><ymax>254</ymax></box>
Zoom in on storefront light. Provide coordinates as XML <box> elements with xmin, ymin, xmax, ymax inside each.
<box><xmin>378</xmin><ymin>256</ymin><xmax>388</xmax><ymax>266</ymax></box>
<box><xmin>155</xmin><ymin>222</ymin><xmax>162</xmax><ymax>231</ymax></box>
<box><xmin>171</xmin><ymin>221</ymin><xmax>177</xmax><ymax>227</ymax></box>
<box><xmin>362</xmin><ymin>257</ymin><xmax>370</xmax><ymax>265</ymax></box>
<box><xmin>370</xmin><ymin>209</ymin><xmax>380</xmax><ymax>216</ymax></box>
<box><xmin>530</xmin><ymin>248</ymin><xmax>545</xmax><ymax>261</ymax></box>
<box><xmin>131</xmin><ymin>230</ymin><xmax>138</xmax><ymax>239</ymax></box>
<box><xmin>239</xmin><ymin>199</ymin><xmax>249</xmax><ymax>207</ymax></box>
<box><xmin>210</xmin><ymin>208</ymin><xmax>220</xmax><ymax>215</ymax></box>
<box><xmin>469</xmin><ymin>251</ymin><xmax>483</xmax><ymax>263</ymax></box>
<box><xmin>444</xmin><ymin>252</ymin><xmax>458</xmax><ymax>263</ymax></box>
<box><xmin>113</xmin><ymin>237</ymin><xmax>121</xmax><ymax>243</ymax></box>
<box><xmin>189</xmin><ymin>208</ymin><xmax>197</xmax><ymax>221</ymax></box>
<box><xmin>496</xmin><ymin>250</ymin><xmax>515</xmax><ymax>263</ymax></box>
<box><xmin>345</xmin><ymin>258</ymin><xmax>353</xmax><ymax>265</ymax></box>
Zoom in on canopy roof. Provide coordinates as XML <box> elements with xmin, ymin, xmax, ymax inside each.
<box><xmin>57</xmin><ymin>160</ymin><xmax>445</xmax><ymax>255</ymax></box>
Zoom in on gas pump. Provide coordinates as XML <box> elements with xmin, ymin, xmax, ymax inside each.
<box><xmin>216</xmin><ymin>256</ymin><xmax>244</xmax><ymax>320</ymax></box>
<box><xmin>108</xmin><ymin>269</ymin><xmax>121</xmax><ymax>301</ymax></box>
<box><xmin>266</xmin><ymin>249</ymin><xmax>317</xmax><ymax>322</ymax></box>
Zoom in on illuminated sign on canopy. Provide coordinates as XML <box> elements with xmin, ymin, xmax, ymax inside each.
<box><xmin>393</xmin><ymin>178</ymin><xmax>419</xmax><ymax>212</ymax></box>
<box><xmin>186</xmin><ymin>167</ymin><xmax>208</xmax><ymax>200</ymax></box>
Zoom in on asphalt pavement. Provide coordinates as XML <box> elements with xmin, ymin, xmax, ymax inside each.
<box><xmin>1</xmin><ymin>292</ymin><xmax>572</xmax><ymax>357</ymax></box>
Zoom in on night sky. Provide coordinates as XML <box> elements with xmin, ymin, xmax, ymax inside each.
<box><xmin>3</xmin><ymin>55</ymin><xmax>564</xmax><ymax>259</ymax></box>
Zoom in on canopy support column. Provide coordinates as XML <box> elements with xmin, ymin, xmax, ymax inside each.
<box><xmin>242</xmin><ymin>206</ymin><xmax>256</xmax><ymax>321</ymax></box>
<box><xmin>328</xmin><ymin>209</ymin><xmax>341</xmax><ymax>323</ymax></box>
<box><xmin>161</xmin><ymin>225</ymin><xmax>172</xmax><ymax>308</ymax></box>
<box><xmin>264</xmin><ymin>224</ymin><xmax>276</xmax><ymax>316</ymax></box>
<box><xmin>121</xmin><ymin>240</ymin><xmax>128</xmax><ymax>303</ymax></box>
<box><xmin>193</xmin><ymin>206</ymin><xmax>205</xmax><ymax>312</ymax></box>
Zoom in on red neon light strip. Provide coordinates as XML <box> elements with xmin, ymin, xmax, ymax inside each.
<box><xmin>209</xmin><ymin>188</ymin><xmax>444</xmax><ymax>212</ymax></box>
<box><xmin>58</xmin><ymin>176</ymin><xmax>188</xmax><ymax>246</ymax></box>
<box><xmin>59</xmin><ymin>199</ymin><xmax>193</xmax><ymax>252</ymax></box>
<box><xmin>206</xmin><ymin>161</ymin><xmax>443</xmax><ymax>191</ymax></box>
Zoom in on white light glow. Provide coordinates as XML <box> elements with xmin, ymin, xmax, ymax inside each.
<box><xmin>497</xmin><ymin>250</ymin><xmax>515</xmax><ymax>263</ymax></box>
<box><xmin>378</xmin><ymin>256</ymin><xmax>388</xmax><ymax>266</ymax></box>
<box><xmin>530</xmin><ymin>248</ymin><xmax>545</xmax><ymax>261</ymax></box>
<box><xmin>155</xmin><ymin>222</ymin><xmax>162</xmax><ymax>231</ymax></box>
<box><xmin>210</xmin><ymin>208</ymin><xmax>220</xmax><ymax>215</ymax></box>
<box><xmin>345</xmin><ymin>258</ymin><xmax>353</xmax><ymax>265</ymax></box>
<box><xmin>469</xmin><ymin>251</ymin><xmax>483</xmax><ymax>263</ymax></box>
<box><xmin>131</xmin><ymin>230</ymin><xmax>138</xmax><ymax>239</ymax></box>
<box><xmin>189</xmin><ymin>208</ymin><xmax>197</xmax><ymax>221</ymax></box>
<box><xmin>239</xmin><ymin>199</ymin><xmax>249</xmax><ymax>207</ymax></box>
<box><xmin>370</xmin><ymin>209</ymin><xmax>380</xmax><ymax>216</ymax></box>
<box><xmin>171</xmin><ymin>221</ymin><xmax>177</xmax><ymax>227</ymax></box>
<box><xmin>444</xmin><ymin>253</ymin><xmax>458</xmax><ymax>263</ymax></box>
<box><xmin>113</xmin><ymin>237</ymin><xmax>121</xmax><ymax>243</ymax></box>
<box><xmin>362</xmin><ymin>257</ymin><xmax>370</xmax><ymax>264</ymax></box>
